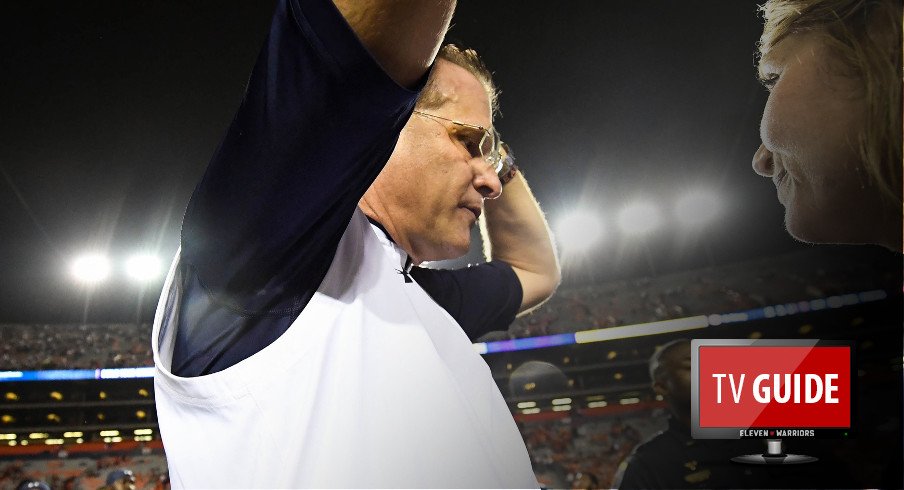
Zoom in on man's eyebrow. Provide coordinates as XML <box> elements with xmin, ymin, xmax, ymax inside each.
<box><xmin>452</xmin><ymin>124</ymin><xmax>484</xmax><ymax>137</ymax></box>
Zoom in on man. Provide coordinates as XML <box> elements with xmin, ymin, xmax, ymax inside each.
<box><xmin>614</xmin><ymin>339</ymin><xmax>760</xmax><ymax>488</ymax></box>
<box><xmin>151</xmin><ymin>0</ymin><xmax>559</xmax><ymax>487</ymax></box>
<box><xmin>104</xmin><ymin>469</ymin><xmax>137</xmax><ymax>490</ymax></box>
<box><xmin>572</xmin><ymin>471</ymin><xmax>600</xmax><ymax>489</ymax></box>
<box><xmin>15</xmin><ymin>481</ymin><xmax>50</xmax><ymax>490</ymax></box>
<box><xmin>613</xmin><ymin>340</ymin><xmax>854</xmax><ymax>489</ymax></box>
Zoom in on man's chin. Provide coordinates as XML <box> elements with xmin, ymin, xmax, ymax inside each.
<box><xmin>441</xmin><ymin>241</ymin><xmax>471</xmax><ymax>261</ymax></box>
<box><xmin>421</xmin><ymin>237</ymin><xmax>471</xmax><ymax>263</ymax></box>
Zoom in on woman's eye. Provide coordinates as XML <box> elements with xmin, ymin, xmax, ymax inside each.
<box><xmin>759</xmin><ymin>73</ymin><xmax>779</xmax><ymax>90</ymax></box>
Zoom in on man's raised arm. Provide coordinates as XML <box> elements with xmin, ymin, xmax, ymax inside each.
<box><xmin>333</xmin><ymin>0</ymin><xmax>455</xmax><ymax>88</ymax></box>
<box><xmin>180</xmin><ymin>0</ymin><xmax>459</xmax><ymax>315</ymax></box>
<box><xmin>482</xmin><ymin>171</ymin><xmax>561</xmax><ymax>315</ymax></box>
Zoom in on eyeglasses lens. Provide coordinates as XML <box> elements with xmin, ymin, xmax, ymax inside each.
<box><xmin>496</xmin><ymin>142</ymin><xmax>514</xmax><ymax>178</ymax></box>
<box><xmin>479</xmin><ymin>131</ymin><xmax>496</xmax><ymax>161</ymax></box>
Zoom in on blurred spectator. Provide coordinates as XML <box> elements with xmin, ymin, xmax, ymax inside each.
<box><xmin>104</xmin><ymin>468</ymin><xmax>136</xmax><ymax>490</ymax></box>
<box><xmin>15</xmin><ymin>480</ymin><xmax>50</xmax><ymax>490</ymax></box>
<box><xmin>509</xmin><ymin>361</ymin><xmax>569</xmax><ymax>398</ymax></box>
<box><xmin>0</xmin><ymin>452</ymin><xmax>168</xmax><ymax>490</ymax></box>
<box><xmin>572</xmin><ymin>471</ymin><xmax>599</xmax><ymax>489</ymax></box>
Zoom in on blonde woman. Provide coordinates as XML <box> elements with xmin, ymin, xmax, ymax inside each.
<box><xmin>751</xmin><ymin>0</ymin><xmax>902</xmax><ymax>251</ymax></box>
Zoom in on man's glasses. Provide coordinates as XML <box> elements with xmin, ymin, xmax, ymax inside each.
<box><xmin>413</xmin><ymin>110</ymin><xmax>515</xmax><ymax>180</ymax></box>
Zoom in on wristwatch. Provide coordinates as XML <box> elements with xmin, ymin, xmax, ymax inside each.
<box><xmin>497</xmin><ymin>141</ymin><xmax>519</xmax><ymax>185</ymax></box>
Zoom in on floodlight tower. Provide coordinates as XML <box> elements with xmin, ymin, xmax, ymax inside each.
<box><xmin>71</xmin><ymin>253</ymin><xmax>110</xmax><ymax>284</ymax></box>
<box><xmin>617</xmin><ymin>201</ymin><xmax>661</xmax><ymax>236</ymax></box>
<box><xmin>675</xmin><ymin>190</ymin><xmax>722</xmax><ymax>266</ymax></box>
<box><xmin>617</xmin><ymin>201</ymin><xmax>661</xmax><ymax>276</ymax></box>
<box><xmin>71</xmin><ymin>253</ymin><xmax>110</xmax><ymax>324</ymax></box>
<box><xmin>125</xmin><ymin>254</ymin><xmax>161</xmax><ymax>282</ymax></box>
<box><xmin>556</xmin><ymin>210</ymin><xmax>604</xmax><ymax>256</ymax></box>
<box><xmin>126</xmin><ymin>253</ymin><xmax>162</xmax><ymax>325</ymax></box>
<box><xmin>675</xmin><ymin>190</ymin><xmax>720</xmax><ymax>227</ymax></box>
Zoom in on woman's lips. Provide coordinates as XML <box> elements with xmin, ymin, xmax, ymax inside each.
<box><xmin>773</xmin><ymin>167</ymin><xmax>789</xmax><ymax>203</ymax></box>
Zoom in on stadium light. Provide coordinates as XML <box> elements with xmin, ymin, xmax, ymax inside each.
<box><xmin>555</xmin><ymin>209</ymin><xmax>604</xmax><ymax>254</ymax></box>
<box><xmin>71</xmin><ymin>253</ymin><xmax>110</xmax><ymax>284</ymax></box>
<box><xmin>675</xmin><ymin>190</ymin><xmax>720</xmax><ymax>226</ymax></box>
<box><xmin>617</xmin><ymin>201</ymin><xmax>661</xmax><ymax>235</ymax></box>
<box><xmin>125</xmin><ymin>253</ymin><xmax>161</xmax><ymax>282</ymax></box>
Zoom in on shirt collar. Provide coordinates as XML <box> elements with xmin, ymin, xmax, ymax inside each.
<box><xmin>365</xmin><ymin>216</ymin><xmax>413</xmax><ymax>275</ymax></box>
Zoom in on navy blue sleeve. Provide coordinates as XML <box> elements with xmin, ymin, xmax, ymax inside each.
<box><xmin>181</xmin><ymin>0</ymin><xmax>422</xmax><ymax>314</ymax></box>
<box><xmin>170</xmin><ymin>0</ymin><xmax>424</xmax><ymax>376</ymax></box>
<box><xmin>410</xmin><ymin>260</ymin><xmax>523</xmax><ymax>341</ymax></box>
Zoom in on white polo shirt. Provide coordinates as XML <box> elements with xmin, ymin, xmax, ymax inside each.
<box><xmin>153</xmin><ymin>209</ymin><xmax>539</xmax><ymax>488</ymax></box>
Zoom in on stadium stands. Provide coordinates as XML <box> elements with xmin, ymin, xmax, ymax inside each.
<box><xmin>1</xmin><ymin>248</ymin><xmax>895</xmax><ymax>371</ymax></box>
<box><xmin>0</xmin><ymin>247</ymin><xmax>899</xmax><ymax>487</ymax></box>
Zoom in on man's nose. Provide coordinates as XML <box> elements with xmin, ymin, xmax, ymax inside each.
<box><xmin>752</xmin><ymin>143</ymin><xmax>774</xmax><ymax>177</ymax></box>
<box><xmin>472</xmin><ymin>159</ymin><xmax>502</xmax><ymax>199</ymax></box>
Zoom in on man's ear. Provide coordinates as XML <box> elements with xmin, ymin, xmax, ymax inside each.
<box><xmin>652</xmin><ymin>378</ymin><xmax>667</xmax><ymax>397</ymax></box>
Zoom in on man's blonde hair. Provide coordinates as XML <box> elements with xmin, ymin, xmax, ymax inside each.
<box><xmin>758</xmin><ymin>0</ymin><xmax>902</xmax><ymax>209</ymax></box>
<box><xmin>416</xmin><ymin>44</ymin><xmax>499</xmax><ymax>117</ymax></box>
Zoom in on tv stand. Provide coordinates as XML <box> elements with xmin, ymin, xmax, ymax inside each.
<box><xmin>731</xmin><ymin>439</ymin><xmax>818</xmax><ymax>464</ymax></box>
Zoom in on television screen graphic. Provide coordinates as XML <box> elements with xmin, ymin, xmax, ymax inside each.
<box><xmin>691</xmin><ymin>339</ymin><xmax>853</xmax><ymax>441</ymax></box>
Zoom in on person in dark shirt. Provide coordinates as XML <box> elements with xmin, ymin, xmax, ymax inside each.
<box><xmin>152</xmin><ymin>0</ymin><xmax>559</xmax><ymax>486</ymax></box>
<box><xmin>167</xmin><ymin>0</ymin><xmax>560</xmax><ymax>379</ymax></box>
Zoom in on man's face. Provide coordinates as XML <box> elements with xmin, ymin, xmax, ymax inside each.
<box><xmin>752</xmin><ymin>32</ymin><xmax>894</xmax><ymax>247</ymax></box>
<box><xmin>362</xmin><ymin>59</ymin><xmax>502</xmax><ymax>263</ymax></box>
<box><xmin>654</xmin><ymin>342</ymin><xmax>692</xmax><ymax>420</ymax></box>
<box><xmin>112</xmin><ymin>477</ymin><xmax>136</xmax><ymax>490</ymax></box>
<box><xmin>572</xmin><ymin>472</ymin><xmax>596</xmax><ymax>489</ymax></box>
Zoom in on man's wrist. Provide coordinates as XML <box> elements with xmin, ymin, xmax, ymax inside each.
<box><xmin>497</xmin><ymin>141</ymin><xmax>519</xmax><ymax>185</ymax></box>
<box><xmin>499</xmin><ymin>161</ymin><xmax>519</xmax><ymax>185</ymax></box>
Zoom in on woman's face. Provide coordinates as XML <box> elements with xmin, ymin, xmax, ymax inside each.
<box><xmin>752</xmin><ymin>32</ymin><xmax>896</xmax><ymax>248</ymax></box>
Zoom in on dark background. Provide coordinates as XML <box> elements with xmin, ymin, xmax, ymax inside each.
<box><xmin>0</xmin><ymin>1</ymin><xmax>898</xmax><ymax>319</ymax></box>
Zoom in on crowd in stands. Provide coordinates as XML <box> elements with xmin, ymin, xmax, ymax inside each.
<box><xmin>0</xmin><ymin>248</ymin><xmax>895</xmax><ymax>370</ymax></box>
<box><xmin>0</xmin><ymin>410</ymin><xmax>662</xmax><ymax>490</ymax></box>
<box><xmin>0</xmin><ymin>324</ymin><xmax>152</xmax><ymax>371</ymax></box>
<box><xmin>521</xmin><ymin>409</ymin><xmax>666</xmax><ymax>488</ymax></box>
<box><xmin>503</xmin><ymin>248</ymin><xmax>895</xmax><ymax>340</ymax></box>
<box><xmin>0</xmin><ymin>452</ymin><xmax>167</xmax><ymax>490</ymax></box>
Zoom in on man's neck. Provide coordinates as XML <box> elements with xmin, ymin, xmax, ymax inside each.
<box><xmin>365</xmin><ymin>215</ymin><xmax>396</xmax><ymax>245</ymax></box>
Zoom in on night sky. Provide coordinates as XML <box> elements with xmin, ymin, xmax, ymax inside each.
<box><xmin>0</xmin><ymin>1</ymin><xmax>894</xmax><ymax>323</ymax></box>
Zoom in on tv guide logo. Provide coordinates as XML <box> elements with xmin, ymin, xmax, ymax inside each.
<box><xmin>692</xmin><ymin>339</ymin><xmax>851</xmax><ymax>438</ymax></box>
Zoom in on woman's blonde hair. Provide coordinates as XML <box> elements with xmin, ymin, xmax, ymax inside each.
<box><xmin>759</xmin><ymin>0</ymin><xmax>902</xmax><ymax>208</ymax></box>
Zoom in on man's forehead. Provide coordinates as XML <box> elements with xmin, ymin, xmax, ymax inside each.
<box><xmin>430</xmin><ymin>59</ymin><xmax>492</xmax><ymax>124</ymax></box>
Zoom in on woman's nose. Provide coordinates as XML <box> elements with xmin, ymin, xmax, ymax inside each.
<box><xmin>752</xmin><ymin>143</ymin><xmax>774</xmax><ymax>177</ymax></box>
